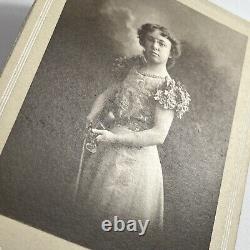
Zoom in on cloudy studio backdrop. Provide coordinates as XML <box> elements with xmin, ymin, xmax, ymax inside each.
<box><xmin>0</xmin><ymin>0</ymin><xmax>247</xmax><ymax>249</ymax></box>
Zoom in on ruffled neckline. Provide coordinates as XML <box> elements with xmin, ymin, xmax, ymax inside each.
<box><xmin>133</xmin><ymin>67</ymin><xmax>173</xmax><ymax>88</ymax></box>
<box><xmin>136</xmin><ymin>70</ymin><xmax>168</xmax><ymax>80</ymax></box>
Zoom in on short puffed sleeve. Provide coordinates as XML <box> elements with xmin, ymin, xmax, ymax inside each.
<box><xmin>111</xmin><ymin>55</ymin><xmax>144</xmax><ymax>82</ymax></box>
<box><xmin>154</xmin><ymin>78</ymin><xmax>191</xmax><ymax>119</ymax></box>
<box><xmin>107</xmin><ymin>56</ymin><xmax>142</xmax><ymax>99</ymax></box>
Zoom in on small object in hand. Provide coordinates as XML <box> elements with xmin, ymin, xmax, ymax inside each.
<box><xmin>85</xmin><ymin>142</ymin><xmax>97</xmax><ymax>153</ymax></box>
<box><xmin>85</xmin><ymin>122</ymin><xmax>98</xmax><ymax>153</ymax></box>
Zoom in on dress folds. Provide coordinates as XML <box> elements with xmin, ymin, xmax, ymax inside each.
<box><xmin>76</xmin><ymin>56</ymin><xmax>191</xmax><ymax>236</ymax></box>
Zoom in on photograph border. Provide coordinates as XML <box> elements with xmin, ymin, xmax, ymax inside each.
<box><xmin>0</xmin><ymin>1</ymin><xmax>250</xmax><ymax>249</ymax></box>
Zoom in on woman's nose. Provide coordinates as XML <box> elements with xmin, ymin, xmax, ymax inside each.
<box><xmin>152</xmin><ymin>40</ymin><xmax>159</xmax><ymax>50</ymax></box>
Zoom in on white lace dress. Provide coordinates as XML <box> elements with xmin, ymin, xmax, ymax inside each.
<box><xmin>76</xmin><ymin>56</ymin><xmax>191</xmax><ymax>235</ymax></box>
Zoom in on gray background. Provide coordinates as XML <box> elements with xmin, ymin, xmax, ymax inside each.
<box><xmin>0</xmin><ymin>0</ymin><xmax>247</xmax><ymax>249</ymax></box>
<box><xmin>207</xmin><ymin>1</ymin><xmax>250</xmax><ymax>250</ymax></box>
<box><xmin>0</xmin><ymin>0</ymin><xmax>35</xmax><ymax>73</ymax></box>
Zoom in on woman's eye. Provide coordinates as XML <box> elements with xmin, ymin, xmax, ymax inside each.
<box><xmin>145</xmin><ymin>36</ymin><xmax>168</xmax><ymax>47</ymax></box>
<box><xmin>159</xmin><ymin>42</ymin><xmax>167</xmax><ymax>47</ymax></box>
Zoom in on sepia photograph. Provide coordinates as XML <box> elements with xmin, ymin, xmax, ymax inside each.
<box><xmin>0</xmin><ymin>0</ymin><xmax>249</xmax><ymax>249</ymax></box>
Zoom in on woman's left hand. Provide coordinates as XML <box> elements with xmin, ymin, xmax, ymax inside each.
<box><xmin>92</xmin><ymin>129</ymin><xmax>117</xmax><ymax>144</ymax></box>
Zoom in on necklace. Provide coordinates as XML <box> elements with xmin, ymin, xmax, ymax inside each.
<box><xmin>137</xmin><ymin>70</ymin><xmax>168</xmax><ymax>80</ymax></box>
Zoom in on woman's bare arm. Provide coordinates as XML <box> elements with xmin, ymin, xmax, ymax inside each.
<box><xmin>86</xmin><ymin>86</ymin><xmax>116</xmax><ymax>124</ymax></box>
<box><xmin>93</xmin><ymin>106</ymin><xmax>174</xmax><ymax>147</ymax></box>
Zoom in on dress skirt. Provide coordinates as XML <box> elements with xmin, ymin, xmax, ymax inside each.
<box><xmin>76</xmin><ymin>126</ymin><xmax>164</xmax><ymax>233</ymax></box>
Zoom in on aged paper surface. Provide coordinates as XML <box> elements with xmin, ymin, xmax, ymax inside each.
<box><xmin>0</xmin><ymin>0</ymin><xmax>249</xmax><ymax>249</ymax></box>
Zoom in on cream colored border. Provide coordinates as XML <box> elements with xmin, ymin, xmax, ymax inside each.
<box><xmin>0</xmin><ymin>0</ymin><xmax>249</xmax><ymax>250</ymax></box>
<box><xmin>0</xmin><ymin>0</ymin><xmax>66</xmax><ymax>153</ymax></box>
<box><xmin>0</xmin><ymin>0</ymin><xmax>53</xmax><ymax>115</ymax></box>
<box><xmin>0</xmin><ymin>216</ymin><xmax>88</xmax><ymax>250</ymax></box>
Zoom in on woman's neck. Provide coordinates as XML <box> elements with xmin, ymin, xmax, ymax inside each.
<box><xmin>140</xmin><ymin>63</ymin><xmax>169</xmax><ymax>78</ymax></box>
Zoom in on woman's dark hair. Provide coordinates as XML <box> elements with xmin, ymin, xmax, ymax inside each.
<box><xmin>137</xmin><ymin>23</ymin><xmax>181</xmax><ymax>68</ymax></box>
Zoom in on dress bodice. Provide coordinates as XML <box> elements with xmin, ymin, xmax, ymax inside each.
<box><xmin>107</xmin><ymin>56</ymin><xmax>191</xmax><ymax>132</ymax></box>
<box><xmin>112</xmin><ymin>67</ymin><xmax>167</xmax><ymax>131</ymax></box>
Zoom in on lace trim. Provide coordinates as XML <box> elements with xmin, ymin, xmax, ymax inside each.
<box><xmin>154</xmin><ymin>78</ymin><xmax>191</xmax><ymax>119</ymax></box>
<box><xmin>112</xmin><ymin>55</ymin><xmax>144</xmax><ymax>81</ymax></box>
<box><xmin>136</xmin><ymin>71</ymin><xmax>167</xmax><ymax>80</ymax></box>
<box><xmin>112</xmin><ymin>55</ymin><xmax>191</xmax><ymax>119</ymax></box>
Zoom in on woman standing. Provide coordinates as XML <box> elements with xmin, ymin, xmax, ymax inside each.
<box><xmin>76</xmin><ymin>23</ymin><xmax>190</xmax><ymax>246</ymax></box>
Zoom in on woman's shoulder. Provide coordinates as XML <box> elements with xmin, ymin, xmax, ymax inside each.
<box><xmin>111</xmin><ymin>55</ymin><xmax>144</xmax><ymax>81</ymax></box>
<box><xmin>154</xmin><ymin>77</ymin><xmax>191</xmax><ymax>119</ymax></box>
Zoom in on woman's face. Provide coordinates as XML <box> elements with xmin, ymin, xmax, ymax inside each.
<box><xmin>143</xmin><ymin>29</ymin><xmax>172</xmax><ymax>66</ymax></box>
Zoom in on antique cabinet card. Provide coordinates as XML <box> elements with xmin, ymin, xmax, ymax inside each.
<box><xmin>0</xmin><ymin>1</ymin><xmax>250</xmax><ymax>249</ymax></box>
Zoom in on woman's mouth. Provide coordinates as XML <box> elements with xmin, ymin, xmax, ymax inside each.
<box><xmin>151</xmin><ymin>51</ymin><xmax>159</xmax><ymax>57</ymax></box>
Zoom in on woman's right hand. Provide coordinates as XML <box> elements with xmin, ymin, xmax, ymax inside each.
<box><xmin>92</xmin><ymin>129</ymin><xmax>117</xmax><ymax>144</ymax></box>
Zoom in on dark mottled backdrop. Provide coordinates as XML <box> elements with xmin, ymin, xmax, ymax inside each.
<box><xmin>0</xmin><ymin>0</ymin><xmax>247</xmax><ymax>249</ymax></box>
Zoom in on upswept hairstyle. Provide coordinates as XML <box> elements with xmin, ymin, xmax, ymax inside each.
<box><xmin>137</xmin><ymin>23</ymin><xmax>181</xmax><ymax>68</ymax></box>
